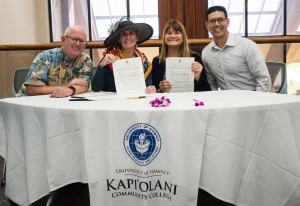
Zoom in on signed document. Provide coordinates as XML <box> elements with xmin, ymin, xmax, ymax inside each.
<box><xmin>113</xmin><ymin>57</ymin><xmax>146</xmax><ymax>94</ymax></box>
<box><xmin>166</xmin><ymin>57</ymin><xmax>194</xmax><ymax>92</ymax></box>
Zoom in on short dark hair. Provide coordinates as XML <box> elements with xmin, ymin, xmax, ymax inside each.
<box><xmin>206</xmin><ymin>6</ymin><xmax>228</xmax><ymax>22</ymax></box>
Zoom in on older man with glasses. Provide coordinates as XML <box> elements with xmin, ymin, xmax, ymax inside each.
<box><xmin>16</xmin><ymin>25</ymin><xmax>92</xmax><ymax>98</ymax></box>
<box><xmin>202</xmin><ymin>6</ymin><xmax>271</xmax><ymax>92</ymax></box>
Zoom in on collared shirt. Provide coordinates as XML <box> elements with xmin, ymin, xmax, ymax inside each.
<box><xmin>202</xmin><ymin>33</ymin><xmax>271</xmax><ymax>92</ymax></box>
<box><xmin>16</xmin><ymin>47</ymin><xmax>92</xmax><ymax>97</ymax></box>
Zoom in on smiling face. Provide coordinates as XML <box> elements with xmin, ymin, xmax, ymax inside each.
<box><xmin>205</xmin><ymin>10</ymin><xmax>230</xmax><ymax>40</ymax></box>
<box><xmin>118</xmin><ymin>29</ymin><xmax>138</xmax><ymax>50</ymax></box>
<box><xmin>61</xmin><ymin>26</ymin><xmax>87</xmax><ymax>60</ymax></box>
<box><xmin>164</xmin><ymin>27</ymin><xmax>183</xmax><ymax>48</ymax></box>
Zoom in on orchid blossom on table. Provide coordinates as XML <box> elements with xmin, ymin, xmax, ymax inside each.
<box><xmin>193</xmin><ymin>99</ymin><xmax>204</xmax><ymax>106</ymax></box>
<box><xmin>150</xmin><ymin>96</ymin><xmax>171</xmax><ymax>107</ymax></box>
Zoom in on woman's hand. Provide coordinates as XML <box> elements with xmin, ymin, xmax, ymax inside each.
<box><xmin>191</xmin><ymin>62</ymin><xmax>203</xmax><ymax>83</ymax></box>
<box><xmin>99</xmin><ymin>54</ymin><xmax>117</xmax><ymax>68</ymax></box>
<box><xmin>145</xmin><ymin>86</ymin><xmax>156</xmax><ymax>94</ymax></box>
<box><xmin>158</xmin><ymin>80</ymin><xmax>172</xmax><ymax>93</ymax></box>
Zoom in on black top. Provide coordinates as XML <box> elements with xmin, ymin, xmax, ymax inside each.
<box><xmin>151</xmin><ymin>52</ymin><xmax>211</xmax><ymax>92</ymax></box>
<box><xmin>92</xmin><ymin>64</ymin><xmax>117</xmax><ymax>92</ymax></box>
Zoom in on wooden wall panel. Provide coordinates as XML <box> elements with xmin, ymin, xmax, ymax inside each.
<box><xmin>158</xmin><ymin>0</ymin><xmax>208</xmax><ymax>55</ymax></box>
<box><xmin>158</xmin><ymin>0</ymin><xmax>208</xmax><ymax>39</ymax></box>
<box><xmin>195</xmin><ymin>0</ymin><xmax>208</xmax><ymax>39</ymax></box>
<box><xmin>158</xmin><ymin>0</ymin><xmax>185</xmax><ymax>39</ymax></box>
<box><xmin>184</xmin><ymin>0</ymin><xmax>196</xmax><ymax>38</ymax></box>
<box><xmin>185</xmin><ymin>0</ymin><xmax>208</xmax><ymax>39</ymax></box>
<box><xmin>190</xmin><ymin>0</ymin><xmax>208</xmax><ymax>55</ymax></box>
<box><xmin>171</xmin><ymin>0</ymin><xmax>185</xmax><ymax>23</ymax></box>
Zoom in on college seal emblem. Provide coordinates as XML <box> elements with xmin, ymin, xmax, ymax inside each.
<box><xmin>124</xmin><ymin>123</ymin><xmax>161</xmax><ymax>166</ymax></box>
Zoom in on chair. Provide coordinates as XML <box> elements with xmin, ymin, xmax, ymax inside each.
<box><xmin>266</xmin><ymin>62</ymin><xmax>287</xmax><ymax>94</ymax></box>
<box><xmin>91</xmin><ymin>66</ymin><xmax>98</xmax><ymax>82</ymax></box>
<box><xmin>12</xmin><ymin>68</ymin><xmax>30</xmax><ymax>97</ymax></box>
<box><xmin>88</xmin><ymin>66</ymin><xmax>98</xmax><ymax>91</ymax></box>
<box><xmin>2</xmin><ymin>69</ymin><xmax>30</xmax><ymax>186</ymax></box>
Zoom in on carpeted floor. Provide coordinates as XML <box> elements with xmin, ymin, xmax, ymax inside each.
<box><xmin>0</xmin><ymin>156</ymin><xmax>234</xmax><ymax>206</ymax></box>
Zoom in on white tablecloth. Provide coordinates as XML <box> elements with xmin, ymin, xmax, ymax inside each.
<box><xmin>1</xmin><ymin>90</ymin><xmax>300</xmax><ymax>206</ymax></box>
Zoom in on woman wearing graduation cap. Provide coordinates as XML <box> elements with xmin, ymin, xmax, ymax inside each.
<box><xmin>92</xmin><ymin>17</ymin><xmax>156</xmax><ymax>94</ymax></box>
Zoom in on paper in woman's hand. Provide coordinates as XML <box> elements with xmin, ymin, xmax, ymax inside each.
<box><xmin>166</xmin><ymin>57</ymin><xmax>194</xmax><ymax>92</ymax></box>
<box><xmin>113</xmin><ymin>57</ymin><xmax>146</xmax><ymax>95</ymax></box>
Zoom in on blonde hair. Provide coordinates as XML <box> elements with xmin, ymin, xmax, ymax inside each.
<box><xmin>159</xmin><ymin>20</ymin><xmax>190</xmax><ymax>64</ymax></box>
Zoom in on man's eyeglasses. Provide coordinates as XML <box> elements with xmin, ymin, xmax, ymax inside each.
<box><xmin>65</xmin><ymin>36</ymin><xmax>86</xmax><ymax>45</ymax></box>
<box><xmin>207</xmin><ymin>17</ymin><xmax>227</xmax><ymax>25</ymax></box>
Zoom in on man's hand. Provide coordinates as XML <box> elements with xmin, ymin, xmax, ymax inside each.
<box><xmin>67</xmin><ymin>78</ymin><xmax>88</xmax><ymax>87</ymax></box>
<box><xmin>49</xmin><ymin>87</ymin><xmax>73</xmax><ymax>98</ymax></box>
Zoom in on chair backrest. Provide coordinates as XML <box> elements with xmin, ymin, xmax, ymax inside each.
<box><xmin>88</xmin><ymin>66</ymin><xmax>98</xmax><ymax>91</ymax></box>
<box><xmin>91</xmin><ymin>66</ymin><xmax>98</xmax><ymax>82</ymax></box>
<box><xmin>266</xmin><ymin>62</ymin><xmax>287</xmax><ymax>94</ymax></box>
<box><xmin>12</xmin><ymin>68</ymin><xmax>30</xmax><ymax>97</ymax></box>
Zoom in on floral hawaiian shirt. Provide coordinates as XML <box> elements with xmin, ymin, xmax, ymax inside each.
<box><xmin>16</xmin><ymin>47</ymin><xmax>92</xmax><ymax>97</ymax></box>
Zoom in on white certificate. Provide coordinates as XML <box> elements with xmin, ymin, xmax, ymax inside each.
<box><xmin>166</xmin><ymin>57</ymin><xmax>194</xmax><ymax>92</ymax></box>
<box><xmin>113</xmin><ymin>57</ymin><xmax>146</xmax><ymax>95</ymax></box>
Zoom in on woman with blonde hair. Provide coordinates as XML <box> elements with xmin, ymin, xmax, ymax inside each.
<box><xmin>152</xmin><ymin>19</ymin><xmax>211</xmax><ymax>92</ymax></box>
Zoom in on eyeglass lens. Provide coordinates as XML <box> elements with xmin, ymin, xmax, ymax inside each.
<box><xmin>209</xmin><ymin>17</ymin><xmax>226</xmax><ymax>24</ymax></box>
<box><xmin>66</xmin><ymin>36</ymin><xmax>85</xmax><ymax>44</ymax></box>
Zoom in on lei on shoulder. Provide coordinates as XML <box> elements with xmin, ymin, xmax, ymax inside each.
<box><xmin>103</xmin><ymin>45</ymin><xmax>152</xmax><ymax>80</ymax></box>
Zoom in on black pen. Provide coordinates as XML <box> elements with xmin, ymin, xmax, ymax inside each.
<box><xmin>69</xmin><ymin>99</ymin><xmax>93</xmax><ymax>101</ymax></box>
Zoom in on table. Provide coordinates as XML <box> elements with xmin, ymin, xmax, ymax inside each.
<box><xmin>1</xmin><ymin>90</ymin><xmax>300</xmax><ymax>206</ymax></box>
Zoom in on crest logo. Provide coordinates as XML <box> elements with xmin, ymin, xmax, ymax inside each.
<box><xmin>124</xmin><ymin>123</ymin><xmax>161</xmax><ymax>166</ymax></box>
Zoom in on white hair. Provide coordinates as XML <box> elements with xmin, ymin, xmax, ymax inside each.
<box><xmin>64</xmin><ymin>25</ymin><xmax>87</xmax><ymax>38</ymax></box>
